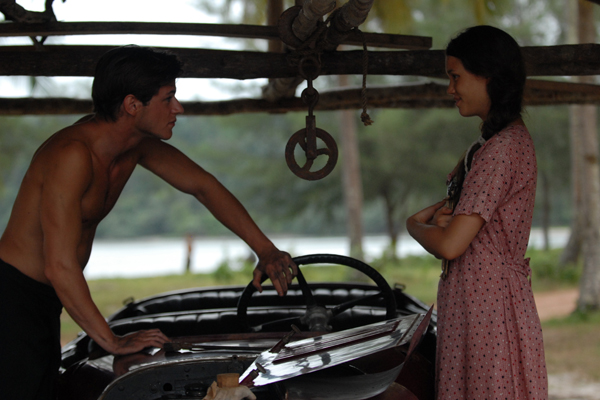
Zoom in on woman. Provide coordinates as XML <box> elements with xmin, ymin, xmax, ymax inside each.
<box><xmin>406</xmin><ymin>26</ymin><xmax>548</xmax><ymax>399</ymax></box>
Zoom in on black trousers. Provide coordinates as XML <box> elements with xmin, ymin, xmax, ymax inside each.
<box><xmin>0</xmin><ymin>258</ymin><xmax>63</xmax><ymax>400</ymax></box>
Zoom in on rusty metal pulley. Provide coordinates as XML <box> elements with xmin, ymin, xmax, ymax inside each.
<box><xmin>285</xmin><ymin>56</ymin><xmax>338</xmax><ymax>181</ymax></box>
<box><xmin>285</xmin><ymin>123</ymin><xmax>338</xmax><ymax>181</ymax></box>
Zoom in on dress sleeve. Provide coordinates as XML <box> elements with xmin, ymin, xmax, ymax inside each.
<box><xmin>454</xmin><ymin>136</ymin><xmax>515</xmax><ymax>222</ymax></box>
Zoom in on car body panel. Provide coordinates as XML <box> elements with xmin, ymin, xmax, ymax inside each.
<box><xmin>57</xmin><ymin>255</ymin><xmax>437</xmax><ymax>400</ymax></box>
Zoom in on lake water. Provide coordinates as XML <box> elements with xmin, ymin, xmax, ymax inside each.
<box><xmin>83</xmin><ymin>228</ymin><xmax>570</xmax><ymax>280</ymax></box>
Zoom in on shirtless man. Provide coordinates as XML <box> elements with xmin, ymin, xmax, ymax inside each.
<box><xmin>0</xmin><ymin>45</ymin><xmax>297</xmax><ymax>400</ymax></box>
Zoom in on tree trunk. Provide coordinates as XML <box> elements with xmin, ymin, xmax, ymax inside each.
<box><xmin>559</xmin><ymin>105</ymin><xmax>583</xmax><ymax>266</ymax></box>
<box><xmin>576</xmin><ymin>0</ymin><xmax>600</xmax><ymax>311</ymax></box>
<box><xmin>339</xmin><ymin>74</ymin><xmax>364</xmax><ymax>261</ymax></box>
<box><xmin>578</xmin><ymin>101</ymin><xmax>600</xmax><ymax>311</ymax></box>
<box><xmin>560</xmin><ymin>0</ymin><xmax>584</xmax><ymax>267</ymax></box>
<box><xmin>540</xmin><ymin>171</ymin><xmax>550</xmax><ymax>251</ymax></box>
<box><xmin>382</xmin><ymin>192</ymin><xmax>398</xmax><ymax>261</ymax></box>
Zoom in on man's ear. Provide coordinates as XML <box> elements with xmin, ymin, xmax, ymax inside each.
<box><xmin>122</xmin><ymin>94</ymin><xmax>142</xmax><ymax>116</ymax></box>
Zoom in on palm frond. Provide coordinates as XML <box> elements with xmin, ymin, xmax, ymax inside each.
<box><xmin>371</xmin><ymin>0</ymin><xmax>413</xmax><ymax>33</ymax></box>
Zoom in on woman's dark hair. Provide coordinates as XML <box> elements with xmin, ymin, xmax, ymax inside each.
<box><xmin>445</xmin><ymin>25</ymin><xmax>526</xmax><ymax>207</ymax></box>
<box><xmin>92</xmin><ymin>45</ymin><xmax>184</xmax><ymax>122</ymax></box>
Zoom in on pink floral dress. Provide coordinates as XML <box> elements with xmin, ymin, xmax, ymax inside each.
<box><xmin>436</xmin><ymin>126</ymin><xmax>548</xmax><ymax>399</ymax></box>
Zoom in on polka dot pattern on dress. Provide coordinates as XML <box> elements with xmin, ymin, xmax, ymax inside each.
<box><xmin>436</xmin><ymin>126</ymin><xmax>548</xmax><ymax>400</ymax></box>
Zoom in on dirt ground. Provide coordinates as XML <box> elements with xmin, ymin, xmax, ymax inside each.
<box><xmin>534</xmin><ymin>289</ymin><xmax>600</xmax><ymax>400</ymax></box>
<box><xmin>534</xmin><ymin>288</ymin><xmax>579</xmax><ymax>322</ymax></box>
<box><xmin>548</xmin><ymin>373</ymin><xmax>600</xmax><ymax>400</ymax></box>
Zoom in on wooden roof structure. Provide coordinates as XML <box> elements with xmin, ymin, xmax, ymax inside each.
<box><xmin>1</xmin><ymin>0</ymin><xmax>600</xmax><ymax>116</ymax></box>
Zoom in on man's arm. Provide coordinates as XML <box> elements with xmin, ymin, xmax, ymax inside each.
<box><xmin>136</xmin><ymin>139</ymin><xmax>297</xmax><ymax>295</ymax></box>
<box><xmin>42</xmin><ymin>142</ymin><xmax>169</xmax><ymax>354</ymax></box>
<box><xmin>406</xmin><ymin>200</ymin><xmax>485</xmax><ymax>260</ymax></box>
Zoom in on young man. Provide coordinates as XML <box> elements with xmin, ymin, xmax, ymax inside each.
<box><xmin>0</xmin><ymin>45</ymin><xmax>297</xmax><ymax>400</ymax></box>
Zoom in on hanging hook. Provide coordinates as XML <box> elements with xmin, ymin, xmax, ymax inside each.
<box><xmin>285</xmin><ymin>56</ymin><xmax>338</xmax><ymax>181</ymax></box>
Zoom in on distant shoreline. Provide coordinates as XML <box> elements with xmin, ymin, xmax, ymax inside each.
<box><xmin>83</xmin><ymin>228</ymin><xmax>570</xmax><ymax>280</ymax></box>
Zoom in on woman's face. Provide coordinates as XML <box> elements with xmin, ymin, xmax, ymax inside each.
<box><xmin>446</xmin><ymin>56</ymin><xmax>491</xmax><ymax>120</ymax></box>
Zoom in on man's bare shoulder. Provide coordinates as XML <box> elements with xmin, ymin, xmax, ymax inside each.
<box><xmin>134</xmin><ymin>136</ymin><xmax>178</xmax><ymax>161</ymax></box>
<box><xmin>31</xmin><ymin>122</ymin><xmax>96</xmax><ymax>173</ymax></box>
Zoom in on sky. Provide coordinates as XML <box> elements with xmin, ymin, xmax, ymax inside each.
<box><xmin>1</xmin><ymin>0</ymin><xmax>266</xmax><ymax>100</ymax></box>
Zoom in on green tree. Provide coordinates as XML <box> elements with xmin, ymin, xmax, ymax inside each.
<box><xmin>526</xmin><ymin>106</ymin><xmax>571</xmax><ymax>249</ymax></box>
<box><xmin>359</xmin><ymin>108</ymin><xmax>480</xmax><ymax>258</ymax></box>
<box><xmin>0</xmin><ymin>115</ymin><xmax>76</xmax><ymax>228</ymax></box>
<box><xmin>197</xmin><ymin>112</ymin><xmax>347</xmax><ymax>235</ymax></box>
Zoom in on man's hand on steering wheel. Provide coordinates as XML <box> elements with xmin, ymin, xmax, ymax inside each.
<box><xmin>252</xmin><ymin>249</ymin><xmax>297</xmax><ymax>296</ymax></box>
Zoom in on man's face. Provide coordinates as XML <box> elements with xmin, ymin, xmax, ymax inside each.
<box><xmin>135</xmin><ymin>81</ymin><xmax>184</xmax><ymax>140</ymax></box>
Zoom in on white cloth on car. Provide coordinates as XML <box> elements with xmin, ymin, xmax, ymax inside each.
<box><xmin>202</xmin><ymin>381</ymin><xmax>256</xmax><ymax>400</ymax></box>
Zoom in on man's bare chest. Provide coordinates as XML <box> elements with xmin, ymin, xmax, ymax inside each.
<box><xmin>80</xmin><ymin>159</ymin><xmax>137</xmax><ymax>225</ymax></box>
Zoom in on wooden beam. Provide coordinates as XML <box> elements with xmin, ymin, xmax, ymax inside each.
<box><xmin>525</xmin><ymin>78</ymin><xmax>600</xmax><ymax>93</ymax></box>
<box><xmin>0</xmin><ymin>45</ymin><xmax>442</xmax><ymax>78</ymax></box>
<box><xmin>1</xmin><ymin>44</ymin><xmax>600</xmax><ymax>79</ymax></box>
<box><xmin>0</xmin><ymin>21</ymin><xmax>278</xmax><ymax>39</ymax></box>
<box><xmin>523</xmin><ymin>44</ymin><xmax>600</xmax><ymax>76</ymax></box>
<box><xmin>182</xmin><ymin>80</ymin><xmax>600</xmax><ymax>112</ymax></box>
<box><xmin>0</xmin><ymin>21</ymin><xmax>432</xmax><ymax>50</ymax></box>
<box><xmin>3</xmin><ymin>79</ymin><xmax>600</xmax><ymax>116</ymax></box>
<box><xmin>0</xmin><ymin>97</ymin><xmax>92</xmax><ymax>115</ymax></box>
<box><xmin>524</xmin><ymin>79</ymin><xmax>600</xmax><ymax>105</ymax></box>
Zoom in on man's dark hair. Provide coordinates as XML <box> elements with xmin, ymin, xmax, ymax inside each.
<box><xmin>92</xmin><ymin>45</ymin><xmax>184</xmax><ymax>121</ymax></box>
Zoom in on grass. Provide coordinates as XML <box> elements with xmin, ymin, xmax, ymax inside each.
<box><xmin>61</xmin><ymin>248</ymin><xmax>600</xmax><ymax>382</ymax></box>
<box><xmin>542</xmin><ymin>311</ymin><xmax>600</xmax><ymax>382</ymax></box>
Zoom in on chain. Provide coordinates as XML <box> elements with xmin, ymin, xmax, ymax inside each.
<box><xmin>355</xmin><ymin>27</ymin><xmax>373</xmax><ymax>126</ymax></box>
<box><xmin>298</xmin><ymin>55</ymin><xmax>321</xmax><ymax>161</ymax></box>
<box><xmin>288</xmin><ymin>10</ymin><xmax>374</xmax><ymax>127</ymax></box>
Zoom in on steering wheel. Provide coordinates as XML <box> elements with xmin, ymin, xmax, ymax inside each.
<box><xmin>236</xmin><ymin>254</ymin><xmax>397</xmax><ymax>333</ymax></box>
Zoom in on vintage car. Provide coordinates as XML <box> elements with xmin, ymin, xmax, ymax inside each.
<box><xmin>57</xmin><ymin>254</ymin><xmax>437</xmax><ymax>400</ymax></box>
